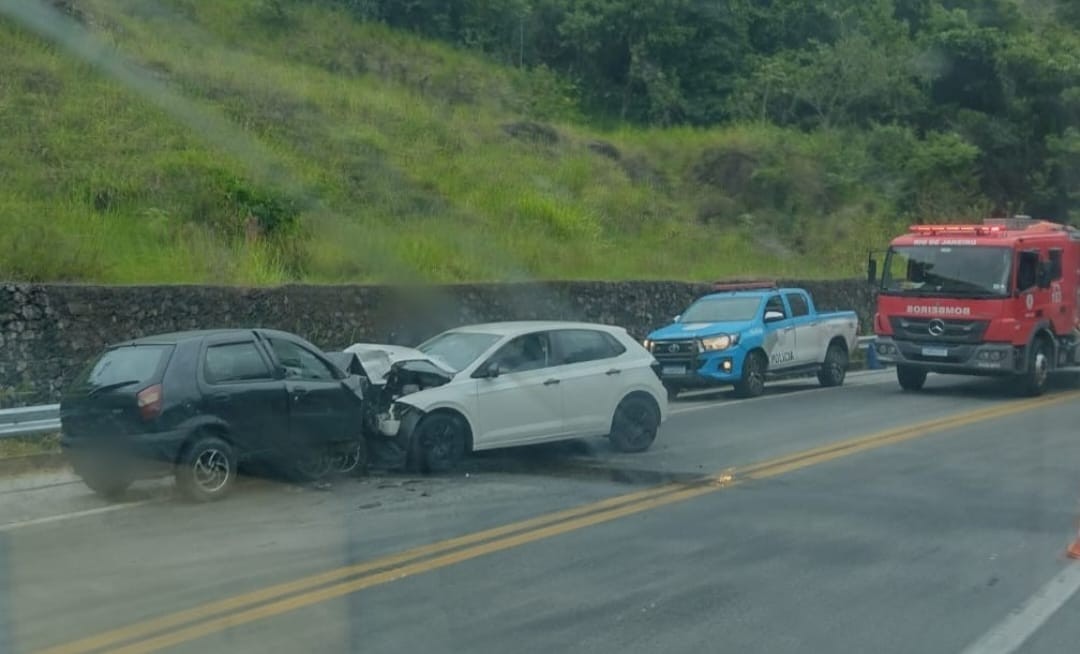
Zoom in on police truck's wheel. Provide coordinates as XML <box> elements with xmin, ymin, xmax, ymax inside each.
<box><xmin>734</xmin><ymin>351</ymin><xmax>767</xmax><ymax>398</ymax></box>
<box><xmin>817</xmin><ymin>343</ymin><xmax>848</xmax><ymax>387</ymax></box>
<box><xmin>1020</xmin><ymin>340</ymin><xmax>1051</xmax><ymax>397</ymax></box>
<box><xmin>896</xmin><ymin>365</ymin><xmax>927</xmax><ymax>392</ymax></box>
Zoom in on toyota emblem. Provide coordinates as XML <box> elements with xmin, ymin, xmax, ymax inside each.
<box><xmin>927</xmin><ymin>319</ymin><xmax>946</xmax><ymax>337</ymax></box>
<box><xmin>667</xmin><ymin>343</ymin><xmax>680</xmax><ymax>353</ymax></box>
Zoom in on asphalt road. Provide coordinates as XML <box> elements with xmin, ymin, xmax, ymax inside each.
<box><xmin>3</xmin><ymin>369</ymin><xmax>1080</xmax><ymax>654</ymax></box>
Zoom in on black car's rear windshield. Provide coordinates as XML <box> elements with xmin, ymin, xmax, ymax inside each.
<box><xmin>79</xmin><ymin>344</ymin><xmax>173</xmax><ymax>389</ymax></box>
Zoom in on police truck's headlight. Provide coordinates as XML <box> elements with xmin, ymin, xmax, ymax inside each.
<box><xmin>700</xmin><ymin>334</ymin><xmax>738</xmax><ymax>351</ymax></box>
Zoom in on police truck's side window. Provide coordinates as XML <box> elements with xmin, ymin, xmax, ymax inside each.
<box><xmin>765</xmin><ymin>295</ymin><xmax>788</xmax><ymax>319</ymax></box>
<box><xmin>785</xmin><ymin>293</ymin><xmax>810</xmax><ymax>318</ymax></box>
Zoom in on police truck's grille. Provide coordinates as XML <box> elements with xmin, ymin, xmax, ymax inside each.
<box><xmin>652</xmin><ymin>340</ymin><xmax>697</xmax><ymax>364</ymax></box>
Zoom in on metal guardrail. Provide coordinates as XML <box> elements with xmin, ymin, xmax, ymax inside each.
<box><xmin>0</xmin><ymin>337</ymin><xmax>882</xmax><ymax>441</ymax></box>
<box><xmin>0</xmin><ymin>404</ymin><xmax>60</xmax><ymax>440</ymax></box>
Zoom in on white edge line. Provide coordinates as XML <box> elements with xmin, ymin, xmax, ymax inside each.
<box><xmin>669</xmin><ymin>372</ymin><xmax>894</xmax><ymax>416</ymax></box>
<box><xmin>959</xmin><ymin>562</ymin><xmax>1080</xmax><ymax>654</ymax></box>
<box><xmin>0</xmin><ymin>500</ymin><xmax>159</xmax><ymax>533</ymax></box>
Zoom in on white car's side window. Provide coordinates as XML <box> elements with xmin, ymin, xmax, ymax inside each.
<box><xmin>488</xmin><ymin>332</ymin><xmax>552</xmax><ymax>374</ymax></box>
<box><xmin>552</xmin><ymin>329</ymin><xmax>626</xmax><ymax>365</ymax></box>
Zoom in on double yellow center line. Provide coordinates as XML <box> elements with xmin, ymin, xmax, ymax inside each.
<box><xmin>38</xmin><ymin>391</ymin><xmax>1080</xmax><ymax>654</ymax></box>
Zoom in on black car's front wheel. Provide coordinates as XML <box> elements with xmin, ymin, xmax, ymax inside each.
<box><xmin>176</xmin><ymin>434</ymin><xmax>237</xmax><ymax>502</ymax></box>
<box><xmin>331</xmin><ymin>441</ymin><xmax>369</xmax><ymax>476</ymax></box>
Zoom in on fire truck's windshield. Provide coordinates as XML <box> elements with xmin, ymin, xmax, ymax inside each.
<box><xmin>882</xmin><ymin>246</ymin><xmax>1013</xmax><ymax>298</ymax></box>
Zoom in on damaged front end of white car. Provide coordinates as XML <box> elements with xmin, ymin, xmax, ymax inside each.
<box><xmin>342</xmin><ymin>344</ymin><xmax>456</xmax><ymax>464</ymax></box>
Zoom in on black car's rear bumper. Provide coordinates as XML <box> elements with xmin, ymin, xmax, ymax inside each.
<box><xmin>61</xmin><ymin>428</ymin><xmax>191</xmax><ymax>471</ymax></box>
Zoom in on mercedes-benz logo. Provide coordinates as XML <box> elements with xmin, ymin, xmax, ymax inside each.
<box><xmin>667</xmin><ymin>343</ymin><xmax>680</xmax><ymax>353</ymax></box>
<box><xmin>927</xmin><ymin>319</ymin><xmax>946</xmax><ymax>337</ymax></box>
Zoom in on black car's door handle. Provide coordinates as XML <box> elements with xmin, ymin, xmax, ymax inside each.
<box><xmin>209</xmin><ymin>394</ymin><xmax>230</xmax><ymax>404</ymax></box>
<box><xmin>605</xmin><ymin>369</ymin><xmax>621</xmax><ymax>375</ymax></box>
<box><xmin>543</xmin><ymin>378</ymin><xmax>560</xmax><ymax>386</ymax></box>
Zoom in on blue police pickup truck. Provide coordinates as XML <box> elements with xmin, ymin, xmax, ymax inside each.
<box><xmin>644</xmin><ymin>283</ymin><xmax>859</xmax><ymax>399</ymax></box>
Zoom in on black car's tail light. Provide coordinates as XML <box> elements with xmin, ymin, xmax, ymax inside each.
<box><xmin>137</xmin><ymin>384</ymin><xmax>163</xmax><ymax>421</ymax></box>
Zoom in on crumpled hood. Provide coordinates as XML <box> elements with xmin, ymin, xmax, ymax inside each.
<box><xmin>648</xmin><ymin>320</ymin><xmax>756</xmax><ymax>341</ymax></box>
<box><xmin>344</xmin><ymin>343</ymin><xmax>455</xmax><ymax>381</ymax></box>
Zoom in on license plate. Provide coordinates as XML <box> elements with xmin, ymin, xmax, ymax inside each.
<box><xmin>921</xmin><ymin>347</ymin><xmax>948</xmax><ymax>357</ymax></box>
<box><xmin>662</xmin><ymin>365</ymin><xmax>687</xmax><ymax>376</ymax></box>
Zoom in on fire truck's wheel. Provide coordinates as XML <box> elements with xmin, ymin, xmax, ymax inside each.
<box><xmin>896</xmin><ymin>365</ymin><xmax>927</xmax><ymax>391</ymax></box>
<box><xmin>1020</xmin><ymin>340</ymin><xmax>1051</xmax><ymax>397</ymax></box>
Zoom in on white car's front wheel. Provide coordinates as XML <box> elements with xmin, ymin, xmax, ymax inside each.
<box><xmin>609</xmin><ymin>394</ymin><xmax>660</xmax><ymax>453</ymax></box>
<box><xmin>408</xmin><ymin>412</ymin><xmax>468</xmax><ymax>473</ymax></box>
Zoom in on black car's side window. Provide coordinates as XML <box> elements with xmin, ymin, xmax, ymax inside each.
<box><xmin>553</xmin><ymin>329</ymin><xmax>626</xmax><ymax>365</ymax></box>
<box><xmin>204</xmin><ymin>342</ymin><xmax>273</xmax><ymax>384</ymax></box>
<box><xmin>489</xmin><ymin>332</ymin><xmax>552</xmax><ymax>374</ymax></box>
<box><xmin>268</xmin><ymin>338</ymin><xmax>338</xmax><ymax>381</ymax></box>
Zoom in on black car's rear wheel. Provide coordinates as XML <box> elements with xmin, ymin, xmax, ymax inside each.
<box><xmin>78</xmin><ymin>466</ymin><xmax>133</xmax><ymax>500</ymax></box>
<box><xmin>176</xmin><ymin>435</ymin><xmax>237</xmax><ymax>502</ymax></box>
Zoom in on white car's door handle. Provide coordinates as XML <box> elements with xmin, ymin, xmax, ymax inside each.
<box><xmin>605</xmin><ymin>368</ymin><xmax>621</xmax><ymax>376</ymax></box>
<box><xmin>543</xmin><ymin>378</ymin><xmax>560</xmax><ymax>386</ymax></box>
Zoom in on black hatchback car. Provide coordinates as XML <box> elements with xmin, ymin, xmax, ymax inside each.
<box><xmin>60</xmin><ymin>328</ymin><xmax>366</xmax><ymax>502</ymax></box>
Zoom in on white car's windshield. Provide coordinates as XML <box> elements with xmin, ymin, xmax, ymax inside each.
<box><xmin>416</xmin><ymin>331</ymin><xmax>501</xmax><ymax>372</ymax></box>
<box><xmin>680</xmin><ymin>296</ymin><xmax>762</xmax><ymax>323</ymax></box>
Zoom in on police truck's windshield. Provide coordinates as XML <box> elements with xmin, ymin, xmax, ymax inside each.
<box><xmin>680</xmin><ymin>296</ymin><xmax>763</xmax><ymax>323</ymax></box>
<box><xmin>881</xmin><ymin>246</ymin><xmax>1013</xmax><ymax>298</ymax></box>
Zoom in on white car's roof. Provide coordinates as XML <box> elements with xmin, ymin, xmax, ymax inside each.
<box><xmin>441</xmin><ymin>320</ymin><xmax>625</xmax><ymax>336</ymax></box>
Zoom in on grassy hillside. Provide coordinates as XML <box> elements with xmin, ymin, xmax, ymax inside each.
<box><xmin>0</xmin><ymin>0</ymin><xmax>910</xmax><ymax>285</ymax></box>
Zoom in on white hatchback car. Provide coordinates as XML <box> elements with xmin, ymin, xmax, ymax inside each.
<box><xmin>346</xmin><ymin>321</ymin><xmax>668</xmax><ymax>472</ymax></box>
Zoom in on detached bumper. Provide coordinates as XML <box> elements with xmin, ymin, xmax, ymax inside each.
<box><xmin>873</xmin><ymin>337</ymin><xmax>1022</xmax><ymax>374</ymax></box>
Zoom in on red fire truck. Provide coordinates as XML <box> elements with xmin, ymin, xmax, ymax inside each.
<box><xmin>869</xmin><ymin>216</ymin><xmax>1080</xmax><ymax>395</ymax></box>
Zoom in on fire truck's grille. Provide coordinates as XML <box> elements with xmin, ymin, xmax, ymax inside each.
<box><xmin>889</xmin><ymin>317</ymin><xmax>990</xmax><ymax>343</ymax></box>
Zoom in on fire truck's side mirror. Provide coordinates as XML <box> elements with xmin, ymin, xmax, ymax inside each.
<box><xmin>867</xmin><ymin>258</ymin><xmax>878</xmax><ymax>285</ymax></box>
